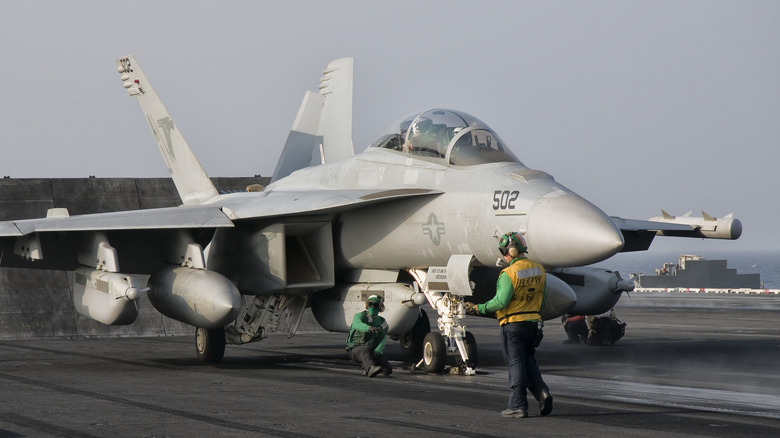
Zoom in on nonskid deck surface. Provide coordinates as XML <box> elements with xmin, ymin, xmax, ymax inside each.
<box><xmin>0</xmin><ymin>292</ymin><xmax>778</xmax><ymax>437</ymax></box>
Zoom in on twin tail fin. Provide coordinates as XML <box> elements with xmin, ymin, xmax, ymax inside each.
<box><xmin>117</xmin><ymin>55</ymin><xmax>218</xmax><ymax>205</ymax></box>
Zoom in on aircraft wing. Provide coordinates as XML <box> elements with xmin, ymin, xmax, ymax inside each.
<box><xmin>0</xmin><ymin>187</ymin><xmax>439</xmax><ymax>235</ymax></box>
<box><xmin>612</xmin><ymin>210</ymin><xmax>742</xmax><ymax>252</ymax></box>
<box><xmin>0</xmin><ymin>205</ymin><xmax>233</xmax><ymax>236</ymax></box>
<box><xmin>0</xmin><ymin>205</ymin><xmax>234</xmax><ymax>273</ymax></box>
<box><xmin>0</xmin><ymin>187</ymin><xmax>440</xmax><ymax>272</ymax></box>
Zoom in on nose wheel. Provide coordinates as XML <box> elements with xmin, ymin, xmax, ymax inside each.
<box><xmin>422</xmin><ymin>332</ymin><xmax>447</xmax><ymax>373</ymax></box>
<box><xmin>420</xmin><ymin>330</ymin><xmax>478</xmax><ymax>374</ymax></box>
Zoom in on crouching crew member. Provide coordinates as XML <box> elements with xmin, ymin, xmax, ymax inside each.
<box><xmin>586</xmin><ymin>308</ymin><xmax>626</xmax><ymax>346</ymax></box>
<box><xmin>346</xmin><ymin>294</ymin><xmax>392</xmax><ymax>377</ymax></box>
<box><xmin>562</xmin><ymin>314</ymin><xmax>588</xmax><ymax>344</ymax></box>
<box><xmin>466</xmin><ymin>232</ymin><xmax>553</xmax><ymax>418</ymax></box>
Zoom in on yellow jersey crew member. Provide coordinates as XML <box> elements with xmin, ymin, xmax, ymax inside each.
<box><xmin>466</xmin><ymin>232</ymin><xmax>553</xmax><ymax>418</ymax></box>
<box><xmin>346</xmin><ymin>295</ymin><xmax>392</xmax><ymax>377</ymax></box>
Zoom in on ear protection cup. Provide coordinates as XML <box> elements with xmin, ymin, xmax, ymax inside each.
<box><xmin>498</xmin><ymin>232</ymin><xmax>527</xmax><ymax>257</ymax></box>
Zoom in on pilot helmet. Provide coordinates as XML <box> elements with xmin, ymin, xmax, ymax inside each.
<box><xmin>412</xmin><ymin>117</ymin><xmax>433</xmax><ymax>134</ymax></box>
<box><xmin>498</xmin><ymin>232</ymin><xmax>527</xmax><ymax>258</ymax></box>
<box><xmin>365</xmin><ymin>294</ymin><xmax>385</xmax><ymax>312</ymax></box>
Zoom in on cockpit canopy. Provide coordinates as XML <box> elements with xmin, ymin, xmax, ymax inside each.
<box><xmin>368</xmin><ymin>109</ymin><xmax>521</xmax><ymax>166</ymax></box>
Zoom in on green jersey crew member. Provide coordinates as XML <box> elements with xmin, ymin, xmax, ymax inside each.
<box><xmin>466</xmin><ymin>232</ymin><xmax>553</xmax><ymax>418</ymax></box>
<box><xmin>346</xmin><ymin>294</ymin><xmax>392</xmax><ymax>377</ymax></box>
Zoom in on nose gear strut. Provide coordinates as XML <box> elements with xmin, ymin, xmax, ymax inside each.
<box><xmin>408</xmin><ymin>255</ymin><xmax>477</xmax><ymax>376</ymax></box>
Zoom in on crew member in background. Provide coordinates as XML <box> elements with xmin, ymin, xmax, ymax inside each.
<box><xmin>465</xmin><ymin>232</ymin><xmax>553</xmax><ymax>418</ymax></box>
<box><xmin>586</xmin><ymin>308</ymin><xmax>626</xmax><ymax>346</ymax></box>
<box><xmin>346</xmin><ymin>294</ymin><xmax>392</xmax><ymax>377</ymax></box>
<box><xmin>561</xmin><ymin>310</ymin><xmax>626</xmax><ymax>346</ymax></box>
<box><xmin>562</xmin><ymin>314</ymin><xmax>588</xmax><ymax>344</ymax></box>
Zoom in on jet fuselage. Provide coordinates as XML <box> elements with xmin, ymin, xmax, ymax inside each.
<box><xmin>255</xmin><ymin>146</ymin><xmax>625</xmax><ymax>271</ymax></box>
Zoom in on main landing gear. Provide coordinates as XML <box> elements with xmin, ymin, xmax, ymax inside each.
<box><xmin>399</xmin><ymin>310</ymin><xmax>430</xmax><ymax>361</ymax></box>
<box><xmin>195</xmin><ymin>294</ymin><xmax>308</xmax><ymax>364</ymax></box>
<box><xmin>195</xmin><ymin>327</ymin><xmax>226</xmax><ymax>363</ymax></box>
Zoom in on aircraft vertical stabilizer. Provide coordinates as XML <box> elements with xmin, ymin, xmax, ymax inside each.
<box><xmin>271</xmin><ymin>91</ymin><xmax>325</xmax><ymax>182</ymax></box>
<box><xmin>271</xmin><ymin>57</ymin><xmax>354</xmax><ymax>182</ymax></box>
<box><xmin>318</xmin><ymin>57</ymin><xmax>354</xmax><ymax>163</ymax></box>
<box><xmin>117</xmin><ymin>55</ymin><xmax>219</xmax><ymax>205</ymax></box>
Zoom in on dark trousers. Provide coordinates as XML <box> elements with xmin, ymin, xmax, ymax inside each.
<box><xmin>349</xmin><ymin>345</ymin><xmax>392</xmax><ymax>374</ymax></box>
<box><xmin>501</xmin><ymin>321</ymin><xmax>549</xmax><ymax>410</ymax></box>
<box><xmin>565</xmin><ymin>319</ymin><xmax>588</xmax><ymax>344</ymax></box>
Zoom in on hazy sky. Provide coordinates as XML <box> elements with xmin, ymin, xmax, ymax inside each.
<box><xmin>1</xmin><ymin>1</ymin><xmax>778</xmax><ymax>253</ymax></box>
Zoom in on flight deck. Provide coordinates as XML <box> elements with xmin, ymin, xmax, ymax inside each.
<box><xmin>0</xmin><ymin>292</ymin><xmax>777</xmax><ymax>437</ymax></box>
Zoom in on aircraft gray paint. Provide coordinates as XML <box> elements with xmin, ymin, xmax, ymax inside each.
<box><xmin>0</xmin><ymin>56</ymin><xmax>741</xmax><ymax>373</ymax></box>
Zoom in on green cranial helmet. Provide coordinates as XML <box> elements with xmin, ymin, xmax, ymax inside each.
<box><xmin>366</xmin><ymin>294</ymin><xmax>385</xmax><ymax>312</ymax></box>
<box><xmin>498</xmin><ymin>232</ymin><xmax>528</xmax><ymax>256</ymax></box>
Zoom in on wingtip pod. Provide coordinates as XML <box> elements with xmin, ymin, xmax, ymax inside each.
<box><xmin>728</xmin><ymin>217</ymin><xmax>743</xmax><ymax>240</ymax></box>
<box><xmin>649</xmin><ymin>211</ymin><xmax>742</xmax><ymax>240</ymax></box>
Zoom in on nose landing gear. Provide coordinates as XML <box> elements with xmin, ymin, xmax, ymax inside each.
<box><xmin>409</xmin><ymin>256</ymin><xmax>478</xmax><ymax>375</ymax></box>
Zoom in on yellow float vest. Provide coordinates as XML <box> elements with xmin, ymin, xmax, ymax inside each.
<box><xmin>495</xmin><ymin>258</ymin><xmax>546</xmax><ymax>325</ymax></box>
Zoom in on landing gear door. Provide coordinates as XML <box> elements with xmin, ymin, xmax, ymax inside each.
<box><xmin>424</xmin><ymin>254</ymin><xmax>476</xmax><ymax>296</ymax></box>
<box><xmin>447</xmin><ymin>254</ymin><xmax>476</xmax><ymax>296</ymax></box>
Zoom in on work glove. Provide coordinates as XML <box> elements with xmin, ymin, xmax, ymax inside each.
<box><xmin>368</xmin><ymin>326</ymin><xmax>382</xmax><ymax>333</ymax></box>
<box><xmin>464</xmin><ymin>302</ymin><xmax>479</xmax><ymax>315</ymax></box>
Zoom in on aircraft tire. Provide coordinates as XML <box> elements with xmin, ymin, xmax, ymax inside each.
<box><xmin>399</xmin><ymin>310</ymin><xmax>430</xmax><ymax>361</ymax></box>
<box><xmin>422</xmin><ymin>332</ymin><xmax>446</xmax><ymax>373</ymax></box>
<box><xmin>196</xmin><ymin>327</ymin><xmax>226</xmax><ymax>363</ymax></box>
<box><xmin>454</xmin><ymin>331</ymin><xmax>478</xmax><ymax>368</ymax></box>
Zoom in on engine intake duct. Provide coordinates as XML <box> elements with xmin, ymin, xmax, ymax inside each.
<box><xmin>207</xmin><ymin>222</ymin><xmax>335</xmax><ymax>295</ymax></box>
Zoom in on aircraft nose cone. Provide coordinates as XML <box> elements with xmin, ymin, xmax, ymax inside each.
<box><xmin>526</xmin><ymin>193</ymin><xmax>624</xmax><ymax>267</ymax></box>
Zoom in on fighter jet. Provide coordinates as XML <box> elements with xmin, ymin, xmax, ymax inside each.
<box><xmin>0</xmin><ymin>56</ymin><xmax>741</xmax><ymax>374</ymax></box>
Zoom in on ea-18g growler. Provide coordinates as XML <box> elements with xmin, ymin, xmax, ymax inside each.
<box><xmin>0</xmin><ymin>56</ymin><xmax>741</xmax><ymax>375</ymax></box>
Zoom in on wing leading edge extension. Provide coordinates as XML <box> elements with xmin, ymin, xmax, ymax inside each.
<box><xmin>217</xmin><ymin>187</ymin><xmax>439</xmax><ymax>221</ymax></box>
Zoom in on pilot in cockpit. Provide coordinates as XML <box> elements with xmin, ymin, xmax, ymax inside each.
<box><xmin>404</xmin><ymin>117</ymin><xmax>445</xmax><ymax>158</ymax></box>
